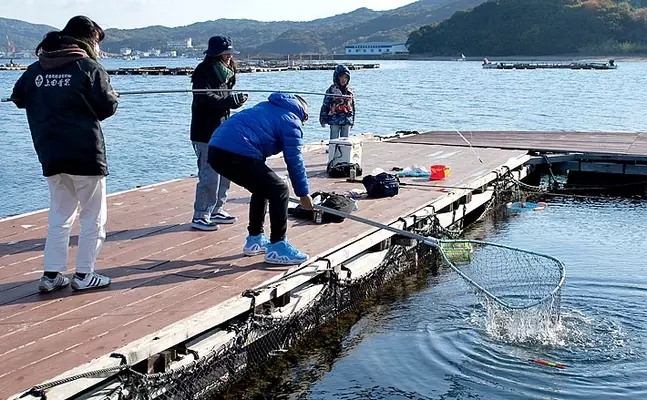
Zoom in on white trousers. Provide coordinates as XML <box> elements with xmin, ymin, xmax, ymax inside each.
<box><xmin>43</xmin><ymin>174</ymin><xmax>107</xmax><ymax>274</ymax></box>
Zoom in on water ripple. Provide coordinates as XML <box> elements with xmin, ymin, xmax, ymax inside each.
<box><xmin>297</xmin><ymin>198</ymin><xmax>647</xmax><ymax>399</ymax></box>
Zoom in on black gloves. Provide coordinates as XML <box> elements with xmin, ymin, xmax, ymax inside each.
<box><xmin>232</xmin><ymin>92</ymin><xmax>248</xmax><ymax>106</ymax></box>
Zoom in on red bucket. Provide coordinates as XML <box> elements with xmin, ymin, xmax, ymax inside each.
<box><xmin>430</xmin><ymin>165</ymin><xmax>450</xmax><ymax>180</ymax></box>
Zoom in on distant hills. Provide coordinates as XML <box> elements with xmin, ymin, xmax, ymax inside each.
<box><xmin>6</xmin><ymin>0</ymin><xmax>644</xmax><ymax>58</ymax></box>
<box><xmin>407</xmin><ymin>0</ymin><xmax>647</xmax><ymax>56</ymax></box>
<box><xmin>0</xmin><ymin>0</ymin><xmax>486</xmax><ymax>55</ymax></box>
<box><xmin>0</xmin><ymin>17</ymin><xmax>56</xmax><ymax>54</ymax></box>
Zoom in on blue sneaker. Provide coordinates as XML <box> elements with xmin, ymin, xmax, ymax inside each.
<box><xmin>243</xmin><ymin>233</ymin><xmax>270</xmax><ymax>256</ymax></box>
<box><xmin>264</xmin><ymin>240</ymin><xmax>309</xmax><ymax>265</ymax></box>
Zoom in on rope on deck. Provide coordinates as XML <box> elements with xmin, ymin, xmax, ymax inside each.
<box><xmin>19</xmin><ymin>360</ymin><xmax>127</xmax><ymax>399</ymax></box>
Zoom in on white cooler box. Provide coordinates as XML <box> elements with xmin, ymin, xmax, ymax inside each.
<box><xmin>328</xmin><ymin>137</ymin><xmax>363</xmax><ymax>169</ymax></box>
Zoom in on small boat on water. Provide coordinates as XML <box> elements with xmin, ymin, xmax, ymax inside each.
<box><xmin>0</xmin><ymin>59</ymin><xmax>27</xmax><ymax>71</ymax></box>
<box><xmin>482</xmin><ymin>58</ymin><xmax>617</xmax><ymax>70</ymax></box>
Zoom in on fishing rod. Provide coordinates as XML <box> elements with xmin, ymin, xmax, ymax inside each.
<box><xmin>345</xmin><ymin>178</ymin><xmax>477</xmax><ymax>191</ymax></box>
<box><xmin>1</xmin><ymin>88</ymin><xmax>352</xmax><ymax>103</ymax></box>
<box><xmin>117</xmin><ymin>88</ymin><xmax>352</xmax><ymax>98</ymax></box>
<box><xmin>2</xmin><ymin>86</ymin><xmax>483</xmax><ymax>166</ymax></box>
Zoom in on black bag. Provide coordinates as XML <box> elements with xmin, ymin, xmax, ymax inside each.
<box><xmin>288</xmin><ymin>191</ymin><xmax>355</xmax><ymax>223</ymax></box>
<box><xmin>362</xmin><ymin>172</ymin><xmax>400</xmax><ymax>198</ymax></box>
<box><xmin>320</xmin><ymin>192</ymin><xmax>355</xmax><ymax>222</ymax></box>
<box><xmin>327</xmin><ymin>162</ymin><xmax>363</xmax><ymax>178</ymax></box>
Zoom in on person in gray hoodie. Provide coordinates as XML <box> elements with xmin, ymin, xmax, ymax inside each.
<box><xmin>11</xmin><ymin>15</ymin><xmax>118</xmax><ymax>294</ymax></box>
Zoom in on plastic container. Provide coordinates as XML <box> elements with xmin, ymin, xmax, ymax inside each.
<box><xmin>430</xmin><ymin>165</ymin><xmax>451</xmax><ymax>181</ymax></box>
<box><xmin>328</xmin><ymin>138</ymin><xmax>363</xmax><ymax>169</ymax></box>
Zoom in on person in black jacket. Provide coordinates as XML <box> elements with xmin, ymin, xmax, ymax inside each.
<box><xmin>11</xmin><ymin>15</ymin><xmax>118</xmax><ymax>293</ymax></box>
<box><xmin>190</xmin><ymin>36</ymin><xmax>248</xmax><ymax>231</ymax></box>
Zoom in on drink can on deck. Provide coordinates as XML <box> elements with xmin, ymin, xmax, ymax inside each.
<box><xmin>314</xmin><ymin>209</ymin><xmax>323</xmax><ymax>224</ymax></box>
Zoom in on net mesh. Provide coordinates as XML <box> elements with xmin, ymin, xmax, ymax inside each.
<box><xmin>438</xmin><ymin>239</ymin><xmax>565</xmax><ymax>311</ymax></box>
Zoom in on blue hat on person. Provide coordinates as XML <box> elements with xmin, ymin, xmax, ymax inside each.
<box><xmin>204</xmin><ymin>36</ymin><xmax>239</xmax><ymax>57</ymax></box>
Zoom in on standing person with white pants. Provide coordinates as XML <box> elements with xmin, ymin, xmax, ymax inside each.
<box><xmin>10</xmin><ymin>15</ymin><xmax>118</xmax><ymax>293</ymax></box>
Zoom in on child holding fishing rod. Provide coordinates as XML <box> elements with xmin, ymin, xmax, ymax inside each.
<box><xmin>319</xmin><ymin>64</ymin><xmax>355</xmax><ymax>139</ymax></box>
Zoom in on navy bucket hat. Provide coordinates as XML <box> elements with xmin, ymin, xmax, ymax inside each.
<box><xmin>204</xmin><ymin>36</ymin><xmax>239</xmax><ymax>57</ymax></box>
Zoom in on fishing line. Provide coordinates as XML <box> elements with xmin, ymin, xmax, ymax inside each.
<box><xmin>436</xmin><ymin>113</ymin><xmax>483</xmax><ymax>164</ymax></box>
<box><xmin>374</xmin><ymin>96</ymin><xmax>484</xmax><ymax>164</ymax></box>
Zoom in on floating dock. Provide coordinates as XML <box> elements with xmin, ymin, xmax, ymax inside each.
<box><xmin>392</xmin><ymin>131</ymin><xmax>647</xmax><ymax>156</ymax></box>
<box><xmin>2</xmin><ymin>131</ymin><xmax>645</xmax><ymax>399</ymax></box>
<box><xmin>106</xmin><ymin>63</ymin><xmax>380</xmax><ymax>76</ymax></box>
<box><xmin>0</xmin><ymin>63</ymin><xmax>380</xmax><ymax>75</ymax></box>
<box><xmin>482</xmin><ymin>60</ymin><xmax>617</xmax><ymax>70</ymax></box>
<box><xmin>0</xmin><ymin>64</ymin><xmax>27</xmax><ymax>71</ymax></box>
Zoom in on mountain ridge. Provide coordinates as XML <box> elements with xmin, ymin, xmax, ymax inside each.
<box><xmin>0</xmin><ymin>0</ymin><xmax>486</xmax><ymax>55</ymax></box>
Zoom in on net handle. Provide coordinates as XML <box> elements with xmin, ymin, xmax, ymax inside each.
<box><xmin>306</xmin><ymin>202</ymin><xmax>512</xmax><ymax>304</ymax></box>
<box><xmin>289</xmin><ymin>199</ymin><xmax>441</xmax><ymax>248</ymax></box>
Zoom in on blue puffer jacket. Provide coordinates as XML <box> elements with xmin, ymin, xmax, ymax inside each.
<box><xmin>209</xmin><ymin>92</ymin><xmax>310</xmax><ymax>197</ymax></box>
<box><xmin>319</xmin><ymin>64</ymin><xmax>355</xmax><ymax>126</ymax></box>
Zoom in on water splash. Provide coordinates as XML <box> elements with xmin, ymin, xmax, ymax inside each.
<box><xmin>476</xmin><ymin>293</ymin><xmax>567</xmax><ymax>347</ymax></box>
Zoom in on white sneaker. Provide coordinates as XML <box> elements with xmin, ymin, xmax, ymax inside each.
<box><xmin>71</xmin><ymin>272</ymin><xmax>111</xmax><ymax>291</ymax></box>
<box><xmin>211</xmin><ymin>210</ymin><xmax>237</xmax><ymax>224</ymax></box>
<box><xmin>191</xmin><ymin>218</ymin><xmax>219</xmax><ymax>231</ymax></box>
<box><xmin>39</xmin><ymin>273</ymin><xmax>70</xmax><ymax>293</ymax></box>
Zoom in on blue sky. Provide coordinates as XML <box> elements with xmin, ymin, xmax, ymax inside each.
<box><xmin>0</xmin><ymin>0</ymin><xmax>418</xmax><ymax>29</ymax></box>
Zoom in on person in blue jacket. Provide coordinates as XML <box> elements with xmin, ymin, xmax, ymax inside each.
<box><xmin>208</xmin><ymin>92</ymin><xmax>314</xmax><ymax>265</ymax></box>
